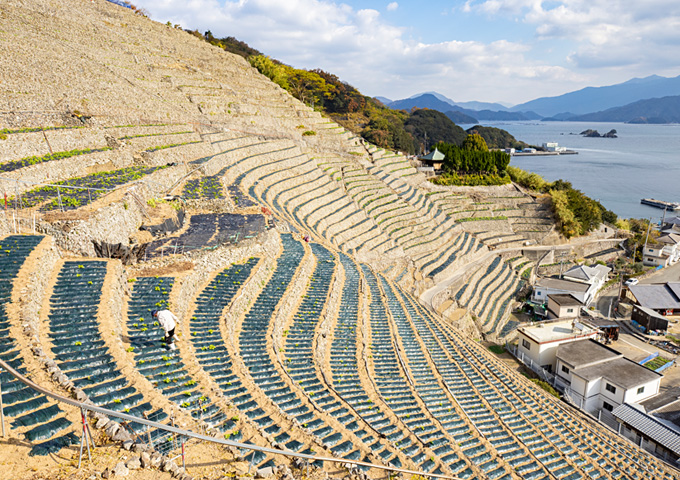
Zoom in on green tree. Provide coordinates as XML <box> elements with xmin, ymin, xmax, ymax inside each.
<box><xmin>249</xmin><ymin>55</ymin><xmax>288</xmax><ymax>89</ymax></box>
<box><xmin>550</xmin><ymin>189</ymin><xmax>581</xmax><ymax>238</ymax></box>
<box><xmin>461</xmin><ymin>133</ymin><xmax>489</xmax><ymax>152</ymax></box>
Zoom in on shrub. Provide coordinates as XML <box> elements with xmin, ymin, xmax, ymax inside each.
<box><xmin>530</xmin><ymin>378</ymin><xmax>560</xmax><ymax>398</ymax></box>
<box><xmin>302</xmin><ymin>130</ymin><xmax>316</xmax><ymax>136</ymax></box>
<box><xmin>488</xmin><ymin>345</ymin><xmax>506</xmax><ymax>355</ymax></box>
<box><xmin>249</xmin><ymin>55</ymin><xmax>289</xmax><ymax>89</ymax></box>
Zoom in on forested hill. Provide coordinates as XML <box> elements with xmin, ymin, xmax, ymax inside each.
<box><xmin>197</xmin><ymin>32</ymin><xmax>524</xmax><ymax>153</ymax></box>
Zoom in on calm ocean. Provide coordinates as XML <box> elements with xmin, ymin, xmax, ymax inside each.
<box><xmin>461</xmin><ymin>121</ymin><xmax>680</xmax><ymax>220</ymax></box>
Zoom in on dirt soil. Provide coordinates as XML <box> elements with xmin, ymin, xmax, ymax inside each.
<box><xmin>129</xmin><ymin>260</ymin><xmax>195</xmax><ymax>277</ymax></box>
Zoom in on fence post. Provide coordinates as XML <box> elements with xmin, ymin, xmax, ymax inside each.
<box><xmin>181</xmin><ymin>436</ymin><xmax>186</xmax><ymax>473</ymax></box>
<box><xmin>0</xmin><ymin>366</ymin><xmax>6</xmax><ymax>438</ymax></box>
<box><xmin>247</xmin><ymin>450</ymin><xmax>255</xmax><ymax>474</ymax></box>
<box><xmin>57</xmin><ymin>186</ymin><xmax>63</xmax><ymax>212</ymax></box>
<box><xmin>77</xmin><ymin>407</ymin><xmax>93</xmax><ymax>468</ymax></box>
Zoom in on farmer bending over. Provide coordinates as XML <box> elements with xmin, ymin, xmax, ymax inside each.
<box><xmin>152</xmin><ymin>309</ymin><xmax>179</xmax><ymax>350</ymax></box>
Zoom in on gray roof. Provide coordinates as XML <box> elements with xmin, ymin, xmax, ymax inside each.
<box><xmin>629</xmin><ymin>283</ymin><xmax>680</xmax><ymax>309</ymax></box>
<box><xmin>582</xmin><ymin>317</ymin><xmax>618</xmax><ymax>328</ymax></box>
<box><xmin>535</xmin><ymin>277</ymin><xmax>590</xmax><ymax>293</ymax></box>
<box><xmin>548</xmin><ymin>294</ymin><xmax>583</xmax><ymax>307</ymax></box>
<box><xmin>658</xmin><ymin>233</ymin><xmax>680</xmax><ymax>245</ymax></box>
<box><xmin>557</xmin><ymin>339</ymin><xmax>622</xmax><ymax>368</ymax></box>
<box><xmin>563</xmin><ymin>264</ymin><xmax>610</xmax><ymax>283</ymax></box>
<box><xmin>669</xmin><ymin>282</ymin><xmax>680</xmax><ymax>299</ymax></box>
<box><xmin>634</xmin><ymin>304</ymin><xmax>668</xmax><ymax>321</ymax></box>
<box><xmin>613</xmin><ymin>403</ymin><xmax>680</xmax><ymax>456</ymax></box>
<box><xmin>574</xmin><ymin>357</ymin><xmax>663</xmax><ymax>389</ymax></box>
<box><xmin>642</xmin><ymin>393</ymin><xmax>680</xmax><ymax>415</ymax></box>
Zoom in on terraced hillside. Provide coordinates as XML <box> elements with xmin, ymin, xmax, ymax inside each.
<box><xmin>1</xmin><ymin>232</ymin><xmax>675</xmax><ymax>480</ymax></box>
<box><xmin>0</xmin><ymin>0</ymin><xmax>643</xmax><ymax>478</ymax></box>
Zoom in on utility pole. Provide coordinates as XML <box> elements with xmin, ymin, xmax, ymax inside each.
<box><xmin>662</xmin><ymin>207</ymin><xmax>667</xmax><ymax>228</ymax></box>
<box><xmin>642</xmin><ymin>217</ymin><xmax>653</xmax><ymax>261</ymax></box>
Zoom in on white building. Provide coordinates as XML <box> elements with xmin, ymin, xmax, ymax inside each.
<box><xmin>554</xmin><ymin>339</ymin><xmax>662</xmax><ymax>415</ymax></box>
<box><xmin>563</xmin><ymin>264</ymin><xmax>611</xmax><ymax>290</ymax></box>
<box><xmin>643</xmin><ymin>233</ymin><xmax>680</xmax><ymax>267</ymax></box>
<box><xmin>532</xmin><ymin>264</ymin><xmax>611</xmax><ymax>306</ymax></box>
<box><xmin>542</xmin><ymin>142</ymin><xmax>567</xmax><ymax>152</ymax></box>
<box><xmin>532</xmin><ymin>277</ymin><xmax>590</xmax><ymax>305</ymax></box>
<box><xmin>516</xmin><ymin>319</ymin><xmax>599</xmax><ymax>373</ymax></box>
<box><xmin>546</xmin><ymin>294</ymin><xmax>584</xmax><ymax>319</ymax></box>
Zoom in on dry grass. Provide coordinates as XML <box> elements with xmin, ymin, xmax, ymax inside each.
<box><xmin>131</xmin><ymin>261</ymin><xmax>195</xmax><ymax>277</ymax></box>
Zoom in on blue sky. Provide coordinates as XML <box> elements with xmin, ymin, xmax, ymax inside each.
<box><xmin>131</xmin><ymin>0</ymin><xmax>680</xmax><ymax>105</ymax></box>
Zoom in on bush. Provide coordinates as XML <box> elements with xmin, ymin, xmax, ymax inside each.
<box><xmin>507</xmin><ymin>165</ymin><xmax>550</xmax><ymax>191</ymax></box>
<box><xmin>488</xmin><ymin>345</ymin><xmax>506</xmax><ymax>355</ymax></box>
<box><xmin>248</xmin><ymin>55</ymin><xmax>289</xmax><ymax>89</ymax></box>
<box><xmin>530</xmin><ymin>378</ymin><xmax>560</xmax><ymax>398</ymax></box>
<box><xmin>431</xmin><ymin>172</ymin><xmax>511</xmax><ymax>187</ymax></box>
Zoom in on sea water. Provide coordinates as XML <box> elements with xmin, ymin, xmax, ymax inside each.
<box><xmin>461</xmin><ymin>121</ymin><xmax>680</xmax><ymax>220</ymax></box>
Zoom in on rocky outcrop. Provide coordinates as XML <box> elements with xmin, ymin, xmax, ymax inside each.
<box><xmin>580</xmin><ymin>129</ymin><xmax>618</xmax><ymax>138</ymax></box>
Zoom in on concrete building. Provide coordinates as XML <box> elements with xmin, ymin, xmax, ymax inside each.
<box><xmin>542</xmin><ymin>142</ymin><xmax>567</xmax><ymax>152</ymax></box>
<box><xmin>516</xmin><ymin>319</ymin><xmax>599</xmax><ymax>372</ymax></box>
<box><xmin>532</xmin><ymin>277</ymin><xmax>590</xmax><ymax>305</ymax></box>
<box><xmin>563</xmin><ymin>264</ymin><xmax>611</xmax><ymax>290</ymax></box>
<box><xmin>546</xmin><ymin>294</ymin><xmax>583</xmax><ymax>319</ymax></box>
<box><xmin>532</xmin><ymin>264</ymin><xmax>610</xmax><ymax>306</ymax></box>
<box><xmin>643</xmin><ymin>233</ymin><xmax>680</xmax><ymax>267</ymax></box>
<box><xmin>554</xmin><ymin>340</ymin><xmax>662</xmax><ymax>415</ymax></box>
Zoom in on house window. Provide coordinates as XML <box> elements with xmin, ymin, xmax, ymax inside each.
<box><xmin>536</xmin><ymin>291</ymin><xmax>541</xmax><ymax>296</ymax></box>
<box><xmin>605</xmin><ymin>383</ymin><xmax>616</xmax><ymax>394</ymax></box>
<box><xmin>603</xmin><ymin>402</ymin><xmax>614</xmax><ymax>412</ymax></box>
<box><xmin>637</xmin><ymin>386</ymin><xmax>645</xmax><ymax>395</ymax></box>
<box><xmin>561</xmin><ymin>365</ymin><xmax>570</xmax><ymax>375</ymax></box>
<box><xmin>522</xmin><ymin>339</ymin><xmax>531</xmax><ymax>350</ymax></box>
<box><xmin>567</xmin><ymin>308</ymin><xmax>574</xmax><ymax>313</ymax></box>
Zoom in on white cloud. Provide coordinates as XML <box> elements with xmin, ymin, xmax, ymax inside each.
<box><xmin>387</xmin><ymin>2</ymin><xmax>398</xmax><ymax>12</ymax></box>
<box><xmin>130</xmin><ymin>0</ymin><xmax>618</xmax><ymax>103</ymax></box>
<box><xmin>467</xmin><ymin>0</ymin><xmax>680</xmax><ymax>75</ymax></box>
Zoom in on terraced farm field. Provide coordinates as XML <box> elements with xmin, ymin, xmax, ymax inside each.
<box><xmin>0</xmin><ymin>0</ymin><xmax>656</xmax><ymax>478</ymax></box>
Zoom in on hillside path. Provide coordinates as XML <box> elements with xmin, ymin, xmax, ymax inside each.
<box><xmin>419</xmin><ymin>237</ymin><xmax>625</xmax><ymax>309</ymax></box>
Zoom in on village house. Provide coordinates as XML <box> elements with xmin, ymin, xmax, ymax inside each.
<box><xmin>554</xmin><ymin>339</ymin><xmax>662</xmax><ymax>415</ymax></box>
<box><xmin>532</xmin><ymin>264</ymin><xmax>610</xmax><ymax>306</ymax></box>
<box><xmin>516</xmin><ymin>319</ymin><xmax>599</xmax><ymax>372</ymax></box>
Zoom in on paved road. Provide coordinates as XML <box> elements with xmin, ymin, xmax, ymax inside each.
<box><xmin>419</xmin><ymin>237</ymin><xmax>625</xmax><ymax>309</ymax></box>
<box><xmin>640</xmin><ymin>260</ymin><xmax>680</xmax><ymax>284</ymax></box>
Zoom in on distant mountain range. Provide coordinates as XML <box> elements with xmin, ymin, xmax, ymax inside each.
<box><xmin>384</xmin><ymin>74</ymin><xmax>680</xmax><ymax>125</ymax></box>
<box><xmin>387</xmin><ymin>94</ymin><xmax>539</xmax><ymax>122</ymax></box>
<box><xmin>510</xmin><ymin>74</ymin><xmax>680</xmax><ymax>117</ymax></box>
<box><xmin>557</xmin><ymin>95</ymin><xmax>680</xmax><ymax>124</ymax></box>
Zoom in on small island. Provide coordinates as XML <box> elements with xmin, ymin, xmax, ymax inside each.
<box><xmin>580</xmin><ymin>129</ymin><xmax>617</xmax><ymax>138</ymax></box>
